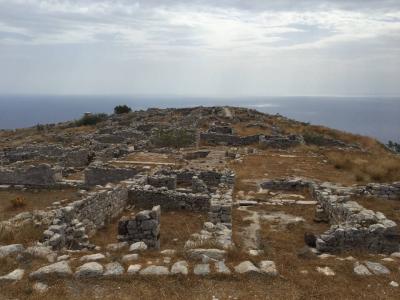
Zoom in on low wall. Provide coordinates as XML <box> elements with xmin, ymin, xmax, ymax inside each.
<box><xmin>118</xmin><ymin>205</ymin><xmax>161</xmax><ymax>249</ymax></box>
<box><xmin>259</xmin><ymin>178</ymin><xmax>400</xmax><ymax>253</ymax></box>
<box><xmin>147</xmin><ymin>174</ymin><xmax>177</xmax><ymax>190</ymax></box>
<box><xmin>128</xmin><ymin>186</ymin><xmax>210</xmax><ymax>211</ymax></box>
<box><xmin>356</xmin><ymin>182</ymin><xmax>400</xmax><ymax>200</ymax></box>
<box><xmin>200</xmin><ymin>132</ymin><xmax>260</xmax><ymax>146</ymax></box>
<box><xmin>0</xmin><ymin>164</ymin><xmax>62</xmax><ymax>186</ymax></box>
<box><xmin>84</xmin><ymin>164</ymin><xmax>140</xmax><ymax>186</ymax></box>
<box><xmin>209</xmin><ymin>185</ymin><xmax>233</xmax><ymax>225</ymax></box>
<box><xmin>42</xmin><ymin>184</ymin><xmax>128</xmax><ymax>249</ymax></box>
<box><xmin>259</xmin><ymin>135</ymin><xmax>304</xmax><ymax>149</ymax></box>
<box><xmin>157</xmin><ymin>169</ymin><xmax>235</xmax><ymax>187</ymax></box>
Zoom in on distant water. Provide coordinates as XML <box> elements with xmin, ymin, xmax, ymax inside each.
<box><xmin>0</xmin><ymin>95</ymin><xmax>399</xmax><ymax>143</ymax></box>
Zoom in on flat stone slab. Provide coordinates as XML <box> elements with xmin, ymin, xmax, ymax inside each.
<box><xmin>79</xmin><ymin>253</ymin><xmax>106</xmax><ymax>262</ymax></box>
<box><xmin>140</xmin><ymin>266</ymin><xmax>169</xmax><ymax>275</ymax></box>
<box><xmin>106</xmin><ymin>242</ymin><xmax>128</xmax><ymax>252</ymax></box>
<box><xmin>75</xmin><ymin>262</ymin><xmax>104</xmax><ymax>278</ymax></box>
<box><xmin>0</xmin><ymin>244</ymin><xmax>24</xmax><ymax>258</ymax></box>
<box><xmin>30</xmin><ymin>261</ymin><xmax>73</xmax><ymax>280</ymax></box>
<box><xmin>188</xmin><ymin>249</ymin><xmax>226</xmax><ymax>261</ymax></box>
<box><xmin>234</xmin><ymin>261</ymin><xmax>260</xmax><ymax>274</ymax></box>
<box><xmin>365</xmin><ymin>261</ymin><xmax>390</xmax><ymax>275</ymax></box>
<box><xmin>103</xmin><ymin>262</ymin><xmax>124</xmax><ymax>277</ymax></box>
<box><xmin>0</xmin><ymin>269</ymin><xmax>24</xmax><ymax>282</ymax></box>
<box><xmin>194</xmin><ymin>264</ymin><xmax>210</xmax><ymax>276</ymax></box>
<box><xmin>171</xmin><ymin>261</ymin><xmax>188</xmax><ymax>275</ymax></box>
<box><xmin>258</xmin><ymin>261</ymin><xmax>278</xmax><ymax>276</ymax></box>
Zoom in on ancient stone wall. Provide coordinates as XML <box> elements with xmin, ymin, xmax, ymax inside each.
<box><xmin>259</xmin><ymin>135</ymin><xmax>304</xmax><ymax>149</ymax></box>
<box><xmin>118</xmin><ymin>205</ymin><xmax>161</xmax><ymax>249</ymax></box>
<box><xmin>42</xmin><ymin>184</ymin><xmax>128</xmax><ymax>249</ymax></box>
<box><xmin>356</xmin><ymin>182</ymin><xmax>400</xmax><ymax>200</ymax></box>
<box><xmin>208</xmin><ymin>185</ymin><xmax>233</xmax><ymax>226</ymax></box>
<box><xmin>84</xmin><ymin>164</ymin><xmax>140</xmax><ymax>186</ymax></box>
<box><xmin>259</xmin><ymin>178</ymin><xmax>400</xmax><ymax>253</ymax></box>
<box><xmin>0</xmin><ymin>164</ymin><xmax>62</xmax><ymax>186</ymax></box>
<box><xmin>60</xmin><ymin>149</ymin><xmax>90</xmax><ymax>168</ymax></box>
<box><xmin>147</xmin><ymin>174</ymin><xmax>177</xmax><ymax>190</ymax></box>
<box><xmin>200</xmin><ymin>132</ymin><xmax>260</xmax><ymax>146</ymax></box>
<box><xmin>157</xmin><ymin>169</ymin><xmax>234</xmax><ymax>187</ymax></box>
<box><xmin>128</xmin><ymin>186</ymin><xmax>210</xmax><ymax>211</ymax></box>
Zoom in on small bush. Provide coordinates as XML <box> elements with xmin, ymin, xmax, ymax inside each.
<box><xmin>10</xmin><ymin>197</ymin><xmax>26</xmax><ymax>208</ymax></box>
<box><xmin>36</xmin><ymin>124</ymin><xmax>45</xmax><ymax>132</ymax></box>
<box><xmin>303</xmin><ymin>132</ymin><xmax>328</xmax><ymax>146</ymax></box>
<box><xmin>151</xmin><ymin>129</ymin><xmax>195</xmax><ymax>148</ymax></box>
<box><xmin>114</xmin><ymin>105</ymin><xmax>132</xmax><ymax>114</ymax></box>
<box><xmin>75</xmin><ymin>113</ymin><xmax>108</xmax><ymax>126</ymax></box>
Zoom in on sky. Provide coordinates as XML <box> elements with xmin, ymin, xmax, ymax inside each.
<box><xmin>0</xmin><ymin>0</ymin><xmax>399</xmax><ymax>97</ymax></box>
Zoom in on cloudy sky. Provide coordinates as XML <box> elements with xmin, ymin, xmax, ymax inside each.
<box><xmin>0</xmin><ymin>0</ymin><xmax>399</xmax><ymax>97</ymax></box>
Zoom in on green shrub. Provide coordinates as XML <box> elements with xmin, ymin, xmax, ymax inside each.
<box><xmin>75</xmin><ymin>113</ymin><xmax>108</xmax><ymax>126</ymax></box>
<box><xmin>114</xmin><ymin>105</ymin><xmax>132</xmax><ymax>114</ymax></box>
<box><xmin>303</xmin><ymin>132</ymin><xmax>327</xmax><ymax>145</ymax></box>
<box><xmin>151</xmin><ymin>129</ymin><xmax>195</xmax><ymax>148</ymax></box>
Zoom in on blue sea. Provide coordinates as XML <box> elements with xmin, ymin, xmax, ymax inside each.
<box><xmin>0</xmin><ymin>95</ymin><xmax>399</xmax><ymax>143</ymax></box>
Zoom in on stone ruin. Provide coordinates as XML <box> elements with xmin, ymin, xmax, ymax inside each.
<box><xmin>260</xmin><ymin>178</ymin><xmax>400</xmax><ymax>253</ymax></box>
<box><xmin>118</xmin><ymin>205</ymin><xmax>161</xmax><ymax>249</ymax></box>
<box><xmin>0</xmin><ymin>164</ymin><xmax>62</xmax><ymax>187</ymax></box>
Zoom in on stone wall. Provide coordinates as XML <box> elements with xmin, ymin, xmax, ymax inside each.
<box><xmin>356</xmin><ymin>182</ymin><xmax>400</xmax><ymax>200</ymax></box>
<box><xmin>157</xmin><ymin>169</ymin><xmax>235</xmax><ymax>187</ymax></box>
<box><xmin>208</xmin><ymin>185</ymin><xmax>233</xmax><ymax>226</ymax></box>
<box><xmin>200</xmin><ymin>132</ymin><xmax>260</xmax><ymax>146</ymax></box>
<box><xmin>147</xmin><ymin>174</ymin><xmax>177</xmax><ymax>190</ymax></box>
<box><xmin>0</xmin><ymin>164</ymin><xmax>62</xmax><ymax>186</ymax></box>
<box><xmin>60</xmin><ymin>149</ymin><xmax>90</xmax><ymax>168</ymax></box>
<box><xmin>259</xmin><ymin>177</ymin><xmax>400</xmax><ymax>253</ymax></box>
<box><xmin>128</xmin><ymin>186</ymin><xmax>211</xmax><ymax>211</ymax></box>
<box><xmin>84</xmin><ymin>164</ymin><xmax>140</xmax><ymax>186</ymax></box>
<box><xmin>259</xmin><ymin>135</ymin><xmax>304</xmax><ymax>149</ymax></box>
<box><xmin>118</xmin><ymin>205</ymin><xmax>161</xmax><ymax>249</ymax></box>
<box><xmin>42</xmin><ymin>184</ymin><xmax>128</xmax><ymax>249</ymax></box>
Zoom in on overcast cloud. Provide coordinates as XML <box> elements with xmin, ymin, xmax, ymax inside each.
<box><xmin>0</xmin><ymin>0</ymin><xmax>399</xmax><ymax>96</ymax></box>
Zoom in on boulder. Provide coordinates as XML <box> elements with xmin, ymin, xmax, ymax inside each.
<box><xmin>127</xmin><ymin>264</ymin><xmax>142</xmax><ymax>274</ymax></box>
<box><xmin>0</xmin><ymin>269</ymin><xmax>24</xmax><ymax>282</ymax></box>
<box><xmin>30</xmin><ymin>261</ymin><xmax>73</xmax><ymax>280</ymax></box>
<box><xmin>171</xmin><ymin>261</ymin><xmax>189</xmax><ymax>275</ymax></box>
<box><xmin>194</xmin><ymin>264</ymin><xmax>210</xmax><ymax>276</ymax></box>
<box><xmin>103</xmin><ymin>262</ymin><xmax>124</xmax><ymax>277</ymax></box>
<box><xmin>122</xmin><ymin>254</ymin><xmax>139</xmax><ymax>263</ymax></box>
<box><xmin>75</xmin><ymin>262</ymin><xmax>104</xmax><ymax>278</ymax></box>
<box><xmin>129</xmin><ymin>242</ymin><xmax>148</xmax><ymax>252</ymax></box>
<box><xmin>0</xmin><ymin>244</ymin><xmax>24</xmax><ymax>258</ymax></box>
<box><xmin>33</xmin><ymin>282</ymin><xmax>49</xmax><ymax>293</ymax></box>
<box><xmin>106</xmin><ymin>242</ymin><xmax>128</xmax><ymax>252</ymax></box>
<box><xmin>79</xmin><ymin>253</ymin><xmax>105</xmax><ymax>262</ymax></box>
<box><xmin>353</xmin><ymin>262</ymin><xmax>372</xmax><ymax>276</ymax></box>
<box><xmin>365</xmin><ymin>261</ymin><xmax>390</xmax><ymax>275</ymax></box>
<box><xmin>188</xmin><ymin>249</ymin><xmax>226</xmax><ymax>261</ymax></box>
<box><xmin>25</xmin><ymin>246</ymin><xmax>56</xmax><ymax>263</ymax></box>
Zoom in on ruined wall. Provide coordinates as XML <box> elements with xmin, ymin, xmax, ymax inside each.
<box><xmin>147</xmin><ymin>174</ymin><xmax>177</xmax><ymax>190</ymax></box>
<box><xmin>128</xmin><ymin>186</ymin><xmax>211</xmax><ymax>211</ymax></box>
<box><xmin>200</xmin><ymin>132</ymin><xmax>260</xmax><ymax>146</ymax></box>
<box><xmin>84</xmin><ymin>164</ymin><xmax>140</xmax><ymax>186</ymax></box>
<box><xmin>60</xmin><ymin>149</ymin><xmax>90</xmax><ymax>168</ymax></box>
<box><xmin>0</xmin><ymin>164</ymin><xmax>61</xmax><ymax>186</ymax></box>
<box><xmin>118</xmin><ymin>205</ymin><xmax>161</xmax><ymax>249</ymax></box>
<box><xmin>356</xmin><ymin>182</ymin><xmax>400</xmax><ymax>200</ymax></box>
<box><xmin>157</xmin><ymin>169</ymin><xmax>234</xmax><ymax>187</ymax></box>
<box><xmin>42</xmin><ymin>184</ymin><xmax>128</xmax><ymax>249</ymax></box>
<box><xmin>259</xmin><ymin>135</ymin><xmax>304</xmax><ymax>149</ymax></box>
<box><xmin>259</xmin><ymin>178</ymin><xmax>400</xmax><ymax>253</ymax></box>
<box><xmin>208</xmin><ymin>185</ymin><xmax>233</xmax><ymax>225</ymax></box>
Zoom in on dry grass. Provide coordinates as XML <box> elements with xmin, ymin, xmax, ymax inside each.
<box><xmin>10</xmin><ymin>196</ymin><xmax>27</xmax><ymax>208</ymax></box>
<box><xmin>326</xmin><ymin>151</ymin><xmax>400</xmax><ymax>183</ymax></box>
<box><xmin>0</xmin><ymin>221</ymin><xmax>45</xmax><ymax>245</ymax></box>
<box><xmin>0</xmin><ymin>188</ymin><xmax>80</xmax><ymax>222</ymax></box>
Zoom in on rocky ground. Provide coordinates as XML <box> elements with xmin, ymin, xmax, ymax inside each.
<box><xmin>0</xmin><ymin>106</ymin><xmax>400</xmax><ymax>299</ymax></box>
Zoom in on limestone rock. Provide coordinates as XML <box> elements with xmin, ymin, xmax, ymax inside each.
<box><xmin>106</xmin><ymin>242</ymin><xmax>128</xmax><ymax>251</ymax></box>
<box><xmin>188</xmin><ymin>249</ymin><xmax>226</xmax><ymax>261</ymax></box>
<box><xmin>103</xmin><ymin>262</ymin><xmax>124</xmax><ymax>277</ymax></box>
<box><xmin>127</xmin><ymin>264</ymin><xmax>142</xmax><ymax>274</ymax></box>
<box><xmin>0</xmin><ymin>244</ymin><xmax>24</xmax><ymax>258</ymax></box>
<box><xmin>75</xmin><ymin>262</ymin><xmax>104</xmax><ymax>278</ymax></box>
<box><xmin>79</xmin><ymin>253</ymin><xmax>106</xmax><ymax>262</ymax></box>
<box><xmin>0</xmin><ymin>269</ymin><xmax>24</xmax><ymax>282</ymax></box>
<box><xmin>234</xmin><ymin>261</ymin><xmax>260</xmax><ymax>274</ymax></box>
<box><xmin>258</xmin><ymin>260</ymin><xmax>278</xmax><ymax>276</ymax></box>
<box><xmin>129</xmin><ymin>242</ymin><xmax>148</xmax><ymax>252</ymax></box>
<box><xmin>25</xmin><ymin>246</ymin><xmax>56</xmax><ymax>263</ymax></box>
<box><xmin>365</xmin><ymin>261</ymin><xmax>390</xmax><ymax>275</ymax></box>
<box><xmin>30</xmin><ymin>261</ymin><xmax>73</xmax><ymax>280</ymax></box>
<box><xmin>194</xmin><ymin>264</ymin><xmax>210</xmax><ymax>276</ymax></box>
<box><xmin>171</xmin><ymin>261</ymin><xmax>189</xmax><ymax>275</ymax></box>
<box><xmin>353</xmin><ymin>262</ymin><xmax>372</xmax><ymax>276</ymax></box>
<box><xmin>140</xmin><ymin>265</ymin><xmax>169</xmax><ymax>275</ymax></box>
<box><xmin>390</xmin><ymin>281</ymin><xmax>399</xmax><ymax>288</ymax></box>
<box><xmin>122</xmin><ymin>253</ymin><xmax>139</xmax><ymax>263</ymax></box>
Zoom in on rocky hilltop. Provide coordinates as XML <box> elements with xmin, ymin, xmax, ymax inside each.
<box><xmin>0</xmin><ymin>106</ymin><xmax>399</xmax><ymax>299</ymax></box>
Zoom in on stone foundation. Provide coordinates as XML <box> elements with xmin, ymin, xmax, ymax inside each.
<box><xmin>259</xmin><ymin>135</ymin><xmax>304</xmax><ymax>149</ymax></box>
<box><xmin>84</xmin><ymin>164</ymin><xmax>139</xmax><ymax>186</ymax></box>
<box><xmin>0</xmin><ymin>164</ymin><xmax>62</xmax><ymax>186</ymax></box>
<box><xmin>118</xmin><ymin>206</ymin><xmax>161</xmax><ymax>249</ymax></box>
